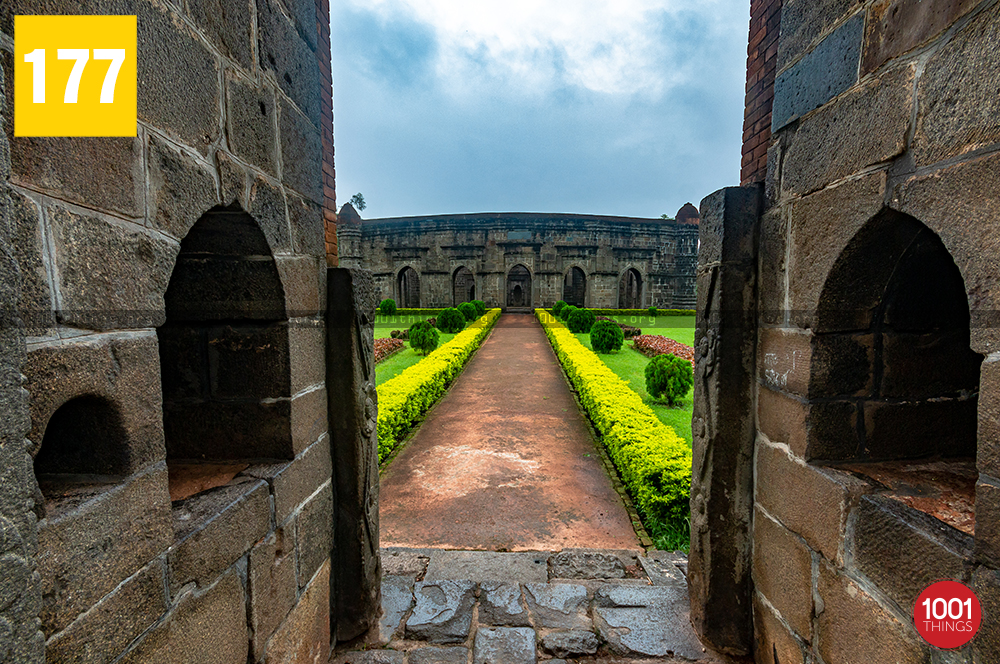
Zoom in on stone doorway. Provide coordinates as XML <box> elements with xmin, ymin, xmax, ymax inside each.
<box><xmin>398</xmin><ymin>267</ymin><xmax>420</xmax><ymax>307</ymax></box>
<box><xmin>453</xmin><ymin>266</ymin><xmax>475</xmax><ymax>306</ymax></box>
<box><xmin>619</xmin><ymin>268</ymin><xmax>642</xmax><ymax>308</ymax></box>
<box><xmin>506</xmin><ymin>264</ymin><xmax>531</xmax><ymax>308</ymax></box>
<box><xmin>564</xmin><ymin>266</ymin><xmax>586</xmax><ymax>307</ymax></box>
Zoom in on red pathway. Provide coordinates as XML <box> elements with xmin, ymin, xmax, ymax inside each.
<box><xmin>379</xmin><ymin>313</ymin><xmax>641</xmax><ymax>551</ymax></box>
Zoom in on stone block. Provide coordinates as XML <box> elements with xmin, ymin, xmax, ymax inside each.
<box><xmin>120</xmin><ymin>568</ymin><xmax>248</xmax><ymax>664</ymax></box>
<box><xmin>278</xmin><ymin>256</ymin><xmax>323</xmax><ymax>317</ymax></box>
<box><xmin>972</xmin><ymin>567</ymin><xmax>1000</xmax><ymax>663</ymax></box>
<box><xmin>279</xmin><ymin>99</ymin><xmax>323</xmax><ymax>203</ymax></box>
<box><xmin>147</xmin><ymin>134</ymin><xmax>218</xmax><ymax>242</ymax></box>
<box><xmin>408</xmin><ymin>647</ymin><xmax>469</xmax><ymax>664</ymax></box>
<box><xmin>592</xmin><ymin>585</ymin><xmax>704</xmax><ymax>660</ymax></box>
<box><xmin>294</xmin><ymin>481</ymin><xmax>333</xmax><ymax>588</ymax></box>
<box><xmin>249</xmin><ymin>176</ymin><xmax>291</xmax><ymax>254</ymax></box>
<box><xmin>540</xmin><ymin>630</ymin><xmax>598</xmax><ymax>658</ymax></box>
<box><xmin>247</xmin><ymin>435</ymin><xmax>332</xmax><ymax>526</ymax></box>
<box><xmin>804</xmin><ymin>399</ymin><xmax>863</xmax><ymax>461</ymax></box>
<box><xmin>258</xmin><ymin>0</ymin><xmax>321</xmax><ymax>125</ymax></box>
<box><xmin>205</xmin><ymin>323</ymin><xmax>291</xmax><ymax>399</ymax></box>
<box><xmin>226</xmin><ymin>75</ymin><xmax>278</xmax><ymax>175</ymax></box>
<box><xmin>342</xmin><ymin>652</ymin><xmax>404</xmax><ymax>664</ymax></box>
<box><xmin>758</xmin><ymin>327</ymin><xmax>811</xmax><ymax>396</ymax></box>
<box><xmin>187</xmin><ymin>0</ymin><xmax>254</xmax><ymax>71</ymax></box>
<box><xmin>772</xmin><ymin>12</ymin><xmax>864</xmax><ymax>131</ymax></box>
<box><xmin>751</xmin><ymin>508</ymin><xmax>813</xmax><ymax>640</ymax></box>
<box><xmin>262</xmin><ymin>559</ymin><xmax>330</xmax><ymax>664</ymax></box>
<box><xmin>280</xmin><ymin>0</ymin><xmax>319</xmax><ymax>50</ymax></box>
<box><xmin>479</xmin><ymin>582</ymin><xmax>529</xmax><ymax>627</ymax></box>
<box><xmin>811</xmin><ymin>332</ymin><xmax>875</xmax><ymax>398</ymax></box>
<box><xmin>913</xmin><ymin>2</ymin><xmax>1000</xmax><ymax>167</ymax></box>
<box><xmin>249</xmin><ymin>526</ymin><xmax>297</xmax><ymax>658</ymax></box>
<box><xmin>755</xmin><ymin>441</ymin><xmax>869</xmax><ymax>563</ymax></box>
<box><xmin>816</xmin><ymin>560</ymin><xmax>928</xmax><ymax>664</ymax></box>
<box><xmin>757</xmin><ymin>386</ymin><xmax>810</xmax><ymax>457</ymax></box>
<box><xmin>216</xmin><ymin>151</ymin><xmax>247</xmax><ymax>207</ymax></box>
<box><xmin>758</xmin><ymin>207</ymin><xmax>787</xmax><ymax>326</ymax></box>
<box><xmin>378</xmin><ymin>575</ymin><xmax>414</xmax><ymax>644</ymax></box>
<box><xmin>864</xmin><ymin>399</ymin><xmax>978</xmax><ymax>460</ymax></box>
<box><xmin>380</xmin><ymin>548</ymin><xmax>430</xmax><ymax>578</ymax></box>
<box><xmin>849</xmin><ymin>495</ymin><xmax>972</xmax><ymax>614</ymax></box>
<box><xmin>163</xmin><ymin>399</ymin><xmax>293</xmax><ymax>461</ymax></box>
<box><xmin>752</xmin><ymin>592</ymin><xmax>807</xmax><ymax>664</ymax></box>
<box><xmin>38</xmin><ymin>467</ymin><xmax>172</xmax><ymax>635</ymax></box>
<box><xmin>168</xmin><ymin>477</ymin><xmax>270</xmax><ymax>594</ymax></box>
<box><xmin>524</xmin><ymin>583</ymin><xmax>589</xmax><ymax>630</ymax></box>
<box><xmin>976</xmin><ymin>479</ymin><xmax>1000</xmax><ymax>568</ymax></box>
<box><xmin>287</xmin><ymin>192</ymin><xmax>325</xmax><ymax>257</ymax></box>
<box><xmin>406</xmin><ymin>580</ymin><xmax>476</xmax><ymax>643</ymax></box>
<box><xmin>474</xmin><ymin>627</ymin><xmax>536</xmax><ymax>664</ymax></box>
<box><xmin>137</xmin><ymin>0</ymin><xmax>220</xmax><ymax>154</ymax></box>
<box><xmin>291</xmin><ymin>386</ymin><xmax>328</xmax><ymax>455</ymax></box>
<box><xmin>48</xmin><ymin>206</ymin><xmax>177</xmax><ymax>330</ymax></box>
<box><xmin>863</xmin><ymin>0</ymin><xmax>978</xmax><ymax>74</ymax></box>
<box><xmin>164</xmin><ymin>256</ymin><xmax>286</xmax><ymax>323</ymax></box>
<box><xmin>425</xmin><ymin>550</ymin><xmax>548</xmax><ymax>584</ymax></box>
<box><xmin>881</xmin><ymin>330</ymin><xmax>982</xmax><ymax>399</ymax></box>
<box><xmin>44</xmin><ymin>559</ymin><xmax>166</xmax><ymax>664</ymax></box>
<box><xmin>979</xmin><ymin>360</ymin><xmax>1000</xmax><ymax>478</ymax></box>
<box><xmin>637</xmin><ymin>551</ymin><xmax>687</xmax><ymax>587</ymax></box>
<box><xmin>549</xmin><ymin>549</ymin><xmax>628</xmax><ymax>579</ymax></box>
<box><xmin>777</xmin><ymin>0</ymin><xmax>864</xmax><ymax>71</ymax></box>
<box><xmin>7</xmin><ymin>191</ymin><xmax>53</xmax><ymax>334</ymax></box>
<box><xmin>289</xmin><ymin>320</ymin><xmax>325</xmax><ymax>393</ymax></box>
<box><xmin>781</xmin><ymin>65</ymin><xmax>911</xmax><ymax>196</ymax></box>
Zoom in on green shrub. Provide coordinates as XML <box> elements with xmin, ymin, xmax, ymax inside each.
<box><xmin>552</xmin><ymin>300</ymin><xmax>567</xmax><ymax>316</ymax></box>
<box><xmin>645</xmin><ymin>354</ymin><xmax>694</xmax><ymax>405</ymax></box>
<box><xmin>379</xmin><ymin>298</ymin><xmax>397</xmax><ymax>315</ymax></box>
<box><xmin>409</xmin><ymin>324</ymin><xmax>440</xmax><ymax>355</ymax></box>
<box><xmin>471</xmin><ymin>299</ymin><xmax>486</xmax><ymax>316</ymax></box>
<box><xmin>560</xmin><ymin>305</ymin><xmax>578</xmax><ymax>322</ymax></box>
<box><xmin>590</xmin><ymin>319</ymin><xmax>624</xmax><ymax>353</ymax></box>
<box><xmin>437</xmin><ymin>307</ymin><xmax>465</xmax><ymax>333</ymax></box>
<box><xmin>457</xmin><ymin>302</ymin><xmax>477</xmax><ymax>321</ymax></box>
<box><xmin>567</xmin><ymin>307</ymin><xmax>596</xmax><ymax>333</ymax></box>
<box><xmin>648</xmin><ymin>306</ymin><xmax>658</xmax><ymax>316</ymax></box>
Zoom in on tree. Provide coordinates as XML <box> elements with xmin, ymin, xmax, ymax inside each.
<box><xmin>350</xmin><ymin>192</ymin><xmax>367</xmax><ymax>211</ymax></box>
<box><xmin>645</xmin><ymin>354</ymin><xmax>693</xmax><ymax>405</ymax></box>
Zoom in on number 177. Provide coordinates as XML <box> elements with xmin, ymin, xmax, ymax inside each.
<box><xmin>23</xmin><ymin>48</ymin><xmax>127</xmax><ymax>104</ymax></box>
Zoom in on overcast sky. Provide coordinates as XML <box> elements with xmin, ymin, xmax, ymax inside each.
<box><xmin>330</xmin><ymin>0</ymin><xmax>749</xmax><ymax>220</ymax></box>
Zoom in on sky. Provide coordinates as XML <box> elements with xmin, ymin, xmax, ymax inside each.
<box><xmin>330</xmin><ymin>0</ymin><xmax>750</xmax><ymax>220</ymax></box>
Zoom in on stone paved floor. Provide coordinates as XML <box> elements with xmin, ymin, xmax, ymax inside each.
<box><xmin>379</xmin><ymin>314</ymin><xmax>641</xmax><ymax>551</ymax></box>
<box><xmin>330</xmin><ymin>548</ymin><xmax>731</xmax><ymax>664</ymax></box>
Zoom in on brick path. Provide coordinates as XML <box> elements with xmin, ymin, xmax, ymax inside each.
<box><xmin>378</xmin><ymin>313</ymin><xmax>641</xmax><ymax>551</ymax></box>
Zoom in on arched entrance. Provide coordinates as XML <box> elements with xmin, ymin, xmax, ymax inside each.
<box><xmin>619</xmin><ymin>268</ymin><xmax>642</xmax><ymax>308</ymax></box>
<box><xmin>453</xmin><ymin>266</ymin><xmax>475</xmax><ymax>306</ymax></box>
<box><xmin>564</xmin><ymin>267</ymin><xmax>586</xmax><ymax>307</ymax></box>
<box><xmin>397</xmin><ymin>267</ymin><xmax>420</xmax><ymax>308</ymax></box>
<box><xmin>506</xmin><ymin>265</ymin><xmax>531</xmax><ymax>308</ymax></box>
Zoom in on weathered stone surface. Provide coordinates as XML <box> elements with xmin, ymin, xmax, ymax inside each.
<box><xmin>865</xmin><ymin>398</ymin><xmax>979</xmax><ymax>461</ymax></box>
<box><xmin>378</xmin><ymin>575</ymin><xmax>414</xmax><ymax>644</ymax></box>
<box><xmin>7</xmin><ymin>191</ymin><xmax>53</xmax><ymax>334</ymax></box>
<box><xmin>811</xmin><ymin>333</ymin><xmax>875</xmax><ymax>398</ymax></box>
<box><xmin>540</xmin><ymin>630</ymin><xmax>599</xmax><ymax>658</ymax></box>
<box><xmin>37</xmin><ymin>467</ymin><xmax>171</xmax><ymax>635</ymax></box>
<box><xmin>168</xmin><ymin>477</ymin><xmax>270</xmax><ymax>594</ymax></box>
<box><xmin>289</xmin><ymin>321</ymin><xmax>325</xmax><ymax>393</ymax></box>
<box><xmin>975</xmin><ymin>479</ymin><xmax>1000</xmax><ymax>568</ymax></box>
<box><xmin>914</xmin><ymin>2</ymin><xmax>1000</xmax><ymax>167</ymax></box>
<box><xmin>751</xmin><ymin>508</ymin><xmax>814</xmax><ymax>640</ymax></box>
<box><xmin>816</xmin><ymin>560</ymin><xmax>927</xmax><ymax>664</ymax></box>
<box><xmin>246</xmin><ymin>435</ymin><xmax>332</xmax><ymax>526</ymax></box>
<box><xmin>479</xmin><ymin>582</ymin><xmax>529</xmax><ymax>627</ymax></box>
<box><xmin>881</xmin><ymin>330</ymin><xmax>981</xmax><ymax>399</ymax></box>
<box><xmin>147</xmin><ymin>134</ymin><xmax>218</xmax><ymax>241</ymax></box>
<box><xmin>258</xmin><ymin>0</ymin><xmax>321</xmax><ymax>125</ymax></box>
<box><xmin>408</xmin><ymin>646</ymin><xmax>469</xmax><ymax>664</ymax></box>
<box><xmin>550</xmin><ymin>550</ymin><xmax>627</xmax><ymax>579</ymax></box>
<box><xmin>593</xmin><ymin>585</ymin><xmax>704</xmax><ymax>660</ymax></box>
<box><xmin>227</xmin><ymin>75</ymin><xmax>278</xmax><ymax>176</ymax></box>
<box><xmin>294</xmin><ymin>481</ymin><xmax>333</xmax><ymax>588</ymax></box>
<box><xmin>523</xmin><ymin>583</ymin><xmax>589</xmax><ymax>630</ymax></box>
<box><xmin>278</xmin><ymin>256</ymin><xmax>323</xmax><ymax>317</ymax></box>
<box><xmin>341</xmin><ymin>651</ymin><xmax>404</xmax><ymax>664</ymax></box>
<box><xmin>291</xmin><ymin>385</ymin><xmax>329</xmax><ymax>454</ymax></box>
<box><xmin>772</xmin><ymin>12</ymin><xmax>864</xmax><ymax>131</ymax></box>
<box><xmin>49</xmin><ymin>206</ymin><xmax>177</xmax><ymax>329</ymax></box>
<box><xmin>473</xmin><ymin>627</ymin><xmax>536</xmax><ymax>664</ymax></box>
<box><xmin>187</xmin><ymin>0</ymin><xmax>254</xmax><ymax>71</ymax></box>
<box><xmin>757</xmin><ymin>327</ymin><xmax>811</xmax><ymax>397</ymax></box>
<box><xmin>752</xmin><ymin>592</ymin><xmax>807</xmax><ymax>664</ymax></box>
<box><xmin>757</xmin><ymin>387</ymin><xmax>809</xmax><ymax>457</ymax></box>
<box><xmin>406</xmin><ymin>580</ymin><xmax>476</xmax><ymax>643</ymax></box>
<box><xmin>248</xmin><ymin>175</ymin><xmax>291</xmax><ymax>254</ymax></box>
<box><xmin>689</xmin><ymin>186</ymin><xmax>761</xmax><ymax>656</ymax></box>
<box><xmin>137</xmin><ymin>0</ymin><xmax>220</xmax><ymax>154</ymax></box>
<box><xmin>287</xmin><ymin>192</ymin><xmax>326</xmax><ymax>257</ymax></box>
<box><xmin>427</xmin><ymin>550</ymin><xmax>548</xmax><ymax>584</ymax></box>
<box><xmin>216</xmin><ymin>151</ymin><xmax>246</xmax><ymax>207</ymax></box>
<box><xmin>163</xmin><ymin>399</ymin><xmax>293</xmax><ymax>461</ymax></box>
<box><xmin>120</xmin><ymin>568</ymin><xmax>248</xmax><ymax>664</ymax></box>
<box><xmin>863</xmin><ymin>0</ymin><xmax>978</xmax><ymax>74</ymax></box>
<box><xmin>279</xmin><ymin>100</ymin><xmax>323</xmax><ymax>203</ymax></box>
<box><xmin>637</xmin><ymin>551</ymin><xmax>686</xmax><ymax>587</ymax></box>
<box><xmin>758</xmin><ymin>207</ymin><xmax>787</xmax><ymax>325</ymax></box>
<box><xmin>972</xmin><ymin>567</ymin><xmax>1000</xmax><ymax>663</ymax></box>
<box><xmin>777</xmin><ymin>0</ymin><xmax>864</xmax><ymax>71</ymax></box>
<box><xmin>249</xmin><ymin>526</ymin><xmax>297</xmax><ymax>658</ymax></box>
<box><xmin>327</xmin><ymin>268</ymin><xmax>381</xmax><ymax>641</ymax></box>
<box><xmin>980</xmin><ymin>360</ymin><xmax>1000</xmax><ymax>477</ymax></box>
<box><xmin>263</xmin><ymin>560</ymin><xmax>330</xmax><ymax>664</ymax></box>
<box><xmin>781</xmin><ymin>65</ymin><xmax>911</xmax><ymax>196</ymax></box>
<box><xmin>380</xmin><ymin>548</ymin><xmax>430</xmax><ymax>578</ymax></box>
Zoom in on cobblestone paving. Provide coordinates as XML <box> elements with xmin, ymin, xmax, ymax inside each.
<box><xmin>331</xmin><ymin>548</ymin><xmax>732</xmax><ymax>664</ymax></box>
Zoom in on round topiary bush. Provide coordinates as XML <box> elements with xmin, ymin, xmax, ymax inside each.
<box><xmin>590</xmin><ymin>319</ymin><xmax>624</xmax><ymax>353</ymax></box>
<box><xmin>644</xmin><ymin>354</ymin><xmax>694</xmax><ymax>406</ymax></box>
<box><xmin>409</xmin><ymin>323</ymin><xmax>440</xmax><ymax>355</ymax></box>
<box><xmin>379</xmin><ymin>298</ymin><xmax>397</xmax><ymax>315</ymax></box>
<box><xmin>458</xmin><ymin>302</ymin><xmax>477</xmax><ymax>321</ymax></box>
<box><xmin>560</xmin><ymin>305</ymin><xmax>578</xmax><ymax>322</ymax></box>
<box><xmin>552</xmin><ymin>300</ymin><xmax>567</xmax><ymax>316</ymax></box>
<box><xmin>437</xmin><ymin>307</ymin><xmax>465</xmax><ymax>333</ymax></box>
<box><xmin>567</xmin><ymin>307</ymin><xmax>596</xmax><ymax>333</ymax></box>
<box><xmin>471</xmin><ymin>299</ymin><xmax>486</xmax><ymax>316</ymax></box>
<box><xmin>648</xmin><ymin>306</ymin><xmax>658</xmax><ymax>316</ymax></box>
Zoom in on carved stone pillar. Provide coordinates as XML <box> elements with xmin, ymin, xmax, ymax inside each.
<box><xmin>326</xmin><ymin>267</ymin><xmax>381</xmax><ymax>642</ymax></box>
<box><xmin>689</xmin><ymin>186</ymin><xmax>762</xmax><ymax>656</ymax></box>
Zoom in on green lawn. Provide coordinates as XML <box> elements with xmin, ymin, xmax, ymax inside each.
<box><xmin>598</xmin><ymin>314</ymin><xmax>695</xmax><ymax>347</ymax></box>
<box><xmin>375</xmin><ymin>321</ymin><xmax>456</xmax><ymax>386</ymax></box>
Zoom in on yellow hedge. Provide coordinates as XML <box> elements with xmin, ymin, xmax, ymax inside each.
<box><xmin>376</xmin><ymin>309</ymin><xmax>501</xmax><ymax>461</ymax></box>
<box><xmin>536</xmin><ymin>309</ymin><xmax>692</xmax><ymax>525</ymax></box>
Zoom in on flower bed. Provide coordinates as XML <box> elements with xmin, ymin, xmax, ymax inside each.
<box><xmin>536</xmin><ymin>310</ymin><xmax>692</xmax><ymax>529</ymax></box>
<box><xmin>632</xmin><ymin>335</ymin><xmax>695</xmax><ymax>366</ymax></box>
<box><xmin>374</xmin><ymin>337</ymin><xmax>405</xmax><ymax>364</ymax></box>
<box><xmin>376</xmin><ymin>309</ymin><xmax>501</xmax><ymax>462</ymax></box>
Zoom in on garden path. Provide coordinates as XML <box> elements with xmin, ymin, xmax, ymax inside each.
<box><xmin>379</xmin><ymin>313</ymin><xmax>641</xmax><ymax>551</ymax></box>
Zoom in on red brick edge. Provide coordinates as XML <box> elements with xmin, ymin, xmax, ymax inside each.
<box><xmin>315</xmin><ymin>0</ymin><xmax>338</xmax><ymax>265</ymax></box>
<box><xmin>741</xmin><ymin>0</ymin><xmax>782</xmax><ymax>186</ymax></box>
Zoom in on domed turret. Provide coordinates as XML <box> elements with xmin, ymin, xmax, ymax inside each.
<box><xmin>676</xmin><ymin>203</ymin><xmax>699</xmax><ymax>225</ymax></box>
<box><xmin>338</xmin><ymin>202</ymin><xmax>362</xmax><ymax>225</ymax></box>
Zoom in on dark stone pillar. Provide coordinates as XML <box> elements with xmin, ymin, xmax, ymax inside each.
<box><xmin>326</xmin><ymin>267</ymin><xmax>381</xmax><ymax>642</ymax></box>
<box><xmin>689</xmin><ymin>186</ymin><xmax>762</xmax><ymax>656</ymax></box>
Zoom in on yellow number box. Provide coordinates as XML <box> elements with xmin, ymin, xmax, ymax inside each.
<box><xmin>15</xmin><ymin>15</ymin><xmax>137</xmax><ymax>137</ymax></box>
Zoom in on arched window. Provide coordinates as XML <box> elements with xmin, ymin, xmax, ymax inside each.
<box><xmin>564</xmin><ymin>267</ymin><xmax>586</xmax><ymax>307</ymax></box>
<box><xmin>34</xmin><ymin>395</ymin><xmax>130</xmax><ymax>484</ymax></box>
<box><xmin>397</xmin><ymin>267</ymin><xmax>420</xmax><ymax>308</ymax></box>
<box><xmin>506</xmin><ymin>265</ymin><xmax>531</xmax><ymax>308</ymax></box>
<box><xmin>453</xmin><ymin>267</ymin><xmax>475</xmax><ymax>306</ymax></box>
<box><xmin>619</xmin><ymin>268</ymin><xmax>642</xmax><ymax>309</ymax></box>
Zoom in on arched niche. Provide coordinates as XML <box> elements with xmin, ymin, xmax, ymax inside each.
<box><xmin>619</xmin><ymin>268</ymin><xmax>642</xmax><ymax>309</ymax></box>
<box><xmin>564</xmin><ymin>266</ymin><xmax>586</xmax><ymax>307</ymax></box>
<box><xmin>506</xmin><ymin>264</ymin><xmax>531</xmax><ymax>308</ymax></box>
<box><xmin>397</xmin><ymin>267</ymin><xmax>420</xmax><ymax>308</ymax></box>
<box><xmin>453</xmin><ymin>266</ymin><xmax>475</xmax><ymax>306</ymax></box>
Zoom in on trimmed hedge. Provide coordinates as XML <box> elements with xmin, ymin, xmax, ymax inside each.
<box><xmin>377</xmin><ymin>309</ymin><xmax>501</xmax><ymax>462</ymax></box>
<box><xmin>536</xmin><ymin>309</ymin><xmax>692</xmax><ymax>529</ymax></box>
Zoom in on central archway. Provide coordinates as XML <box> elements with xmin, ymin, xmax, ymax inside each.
<box><xmin>397</xmin><ymin>267</ymin><xmax>420</xmax><ymax>308</ymax></box>
<box><xmin>453</xmin><ymin>266</ymin><xmax>475</xmax><ymax>306</ymax></box>
<box><xmin>619</xmin><ymin>268</ymin><xmax>642</xmax><ymax>308</ymax></box>
<box><xmin>564</xmin><ymin>266</ymin><xmax>586</xmax><ymax>307</ymax></box>
<box><xmin>506</xmin><ymin>265</ymin><xmax>531</xmax><ymax>308</ymax></box>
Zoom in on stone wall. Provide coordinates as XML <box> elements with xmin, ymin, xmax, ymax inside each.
<box><xmin>0</xmin><ymin>0</ymin><xmax>369</xmax><ymax>662</ymax></box>
<box><xmin>338</xmin><ymin>210</ymin><xmax>700</xmax><ymax>310</ymax></box>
